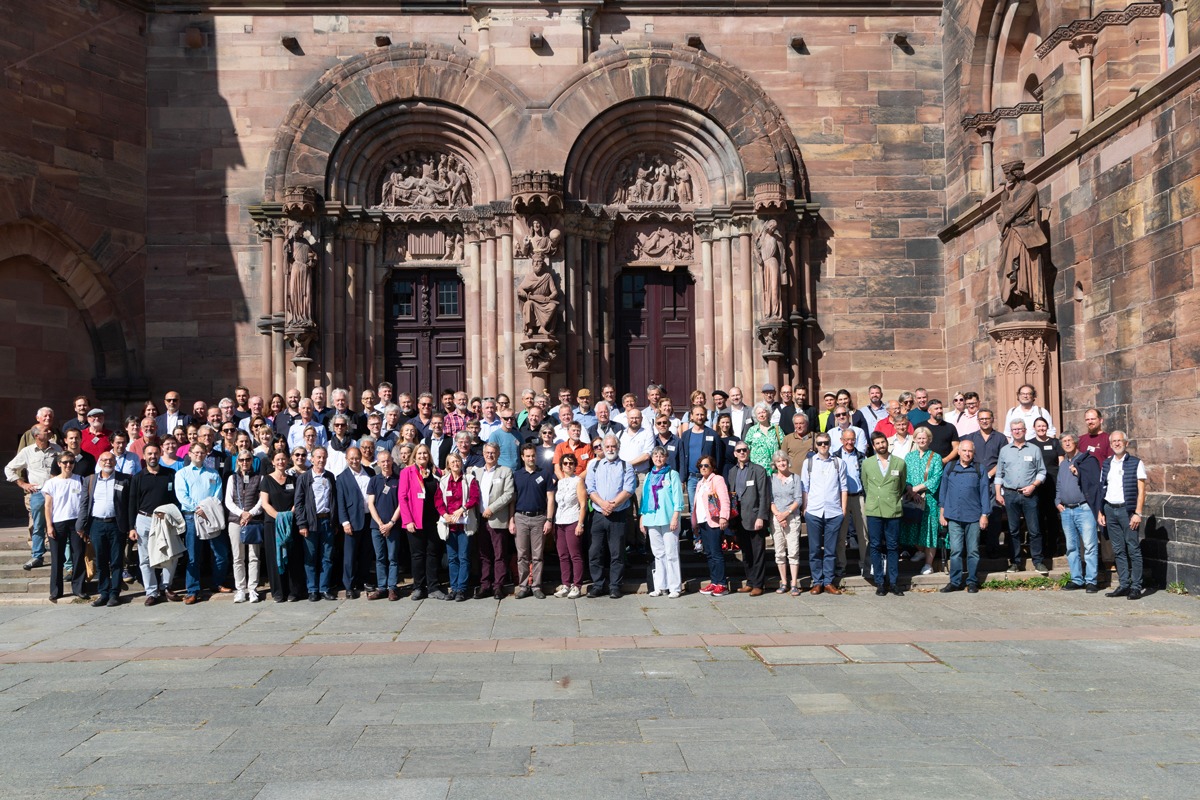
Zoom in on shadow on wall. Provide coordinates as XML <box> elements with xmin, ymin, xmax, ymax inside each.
<box><xmin>143</xmin><ymin>16</ymin><xmax>247</xmax><ymax>405</ymax></box>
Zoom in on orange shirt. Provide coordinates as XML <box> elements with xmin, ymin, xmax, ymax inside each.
<box><xmin>554</xmin><ymin>439</ymin><xmax>593</xmax><ymax>472</ymax></box>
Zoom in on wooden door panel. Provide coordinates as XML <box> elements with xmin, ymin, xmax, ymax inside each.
<box><xmin>616</xmin><ymin>270</ymin><xmax>695</xmax><ymax>397</ymax></box>
<box><xmin>386</xmin><ymin>270</ymin><xmax>466</xmax><ymax>396</ymax></box>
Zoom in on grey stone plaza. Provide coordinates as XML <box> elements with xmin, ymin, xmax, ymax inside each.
<box><xmin>1</xmin><ymin>586</ymin><xmax>1199</xmax><ymax>800</ymax></box>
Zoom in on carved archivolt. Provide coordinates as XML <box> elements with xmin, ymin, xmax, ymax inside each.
<box><xmin>375</xmin><ymin>151</ymin><xmax>474</xmax><ymax>209</ymax></box>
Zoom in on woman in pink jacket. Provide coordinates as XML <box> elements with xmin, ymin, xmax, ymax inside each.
<box><xmin>398</xmin><ymin>444</ymin><xmax>445</xmax><ymax>600</ymax></box>
<box><xmin>692</xmin><ymin>455</ymin><xmax>731</xmax><ymax>596</ymax></box>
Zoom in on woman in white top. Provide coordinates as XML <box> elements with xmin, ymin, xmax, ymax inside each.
<box><xmin>42</xmin><ymin>454</ymin><xmax>86</xmax><ymax>602</ymax></box>
<box><xmin>769</xmin><ymin>451</ymin><xmax>804</xmax><ymax>595</ymax></box>
<box><xmin>552</xmin><ymin>453</ymin><xmax>588</xmax><ymax>598</ymax></box>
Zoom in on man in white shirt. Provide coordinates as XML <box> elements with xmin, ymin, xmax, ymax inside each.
<box><xmin>1003</xmin><ymin>384</ymin><xmax>1056</xmax><ymax>440</ymax></box>
<box><xmin>42</xmin><ymin>454</ymin><xmax>86</xmax><ymax>602</ymax></box>
<box><xmin>288</xmin><ymin>399</ymin><xmax>329</xmax><ymax>451</ymax></box>
<box><xmin>725</xmin><ymin>387</ymin><xmax>753</xmax><ymax>439</ymax></box>
<box><xmin>1099</xmin><ymin>431</ymin><xmax>1148</xmax><ymax>600</ymax></box>
<box><xmin>888</xmin><ymin>416</ymin><xmax>915</xmax><ymax>460</ymax></box>
<box><xmin>5</xmin><ymin>427</ymin><xmax>62</xmax><ymax>570</ymax></box>
<box><xmin>477</xmin><ymin>398</ymin><xmax>502</xmax><ymax>440</ymax></box>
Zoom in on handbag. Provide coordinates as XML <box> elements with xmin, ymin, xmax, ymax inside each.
<box><xmin>902</xmin><ymin>452</ymin><xmax>934</xmax><ymax>524</ymax></box>
<box><xmin>240</xmin><ymin>521</ymin><xmax>264</xmax><ymax>545</ymax></box>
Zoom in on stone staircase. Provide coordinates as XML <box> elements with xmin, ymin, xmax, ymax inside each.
<box><xmin>0</xmin><ymin>524</ymin><xmax>49</xmax><ymax>595</ymax></box>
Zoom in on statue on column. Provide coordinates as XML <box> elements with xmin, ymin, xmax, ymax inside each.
<box><xmin>995</xmin><ymin>160</ymin><xmax>1049</xmax><ymax>313</ymax></box>
<box><xmin>285</xmin><ymin>220</ymin><xmax>319</xmax><ymax>327</ymax></box>
<box><xmin>516</xmin><ymin>219</ymin><xmax>562</xmax><ymax>338</ymax></box>
<box><xmin>755</xmin><ymin>219</ymin><xmax>786</xmax><ymax>321</ymax></box>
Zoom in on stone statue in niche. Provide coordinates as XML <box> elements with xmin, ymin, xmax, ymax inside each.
<box><xmin>285</xmin><ymin>220</ymin><xmax>319</xmax><ymax>327</ymax></box>
<box><xmin>516</xmin><ymin>219</ymin><xmax>562</xmax><ymax>338</ymax></box>
<box><xmin>755</xmin><ymin>219</ymin><xmax>786</xmax><ymax>321</ymax></box>
<box><xmin>995</xmin><ymin>160</ymin><xmax>1048</xmax><ymax>313</ymax></box>
<box><xmin>612</xmin><ymin>153</ymin><xmax>694</xmax><ymax>205</ymax></box>
<box><xmin>441</xmin><ymin>233</ymin><xmax>465</xmax><ymax>262</ymax></box>
<box><xmin>377</xmin><ymin>152</ymin><xmax>472</xmax><ymax>209</ymax></box>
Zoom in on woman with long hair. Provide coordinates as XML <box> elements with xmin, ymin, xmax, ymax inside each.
<box><xmin>398</xmin><ymin>444</ymin><xmax>446</xmax><ymax>600</ymax></box>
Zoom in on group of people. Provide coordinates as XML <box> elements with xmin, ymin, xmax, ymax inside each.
<box><xmin>3</xmin><ymin>378</ymin><xmax>1150</xmax><ymax>605</ymax></box>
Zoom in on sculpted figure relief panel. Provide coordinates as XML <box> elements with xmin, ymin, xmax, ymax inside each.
<box><xmin>619</xmin><ymin>223</ymin><xmax>694</xmax><ymax>264</ymax></box>
<box><xmin>376</xmin><ymin>151</ymin><xmax>473</xmax><ymax>209</ymax></box>
<box><xmin>611</xmin><ymin>153</ymin><xmax>695</xmax><ymax>205</ymax></box>
<box><xmin>516</xmin><ymin>218</ymin><xmax>562</xmax><ymax>339</ymax></box>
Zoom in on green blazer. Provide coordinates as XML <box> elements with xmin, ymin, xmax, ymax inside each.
<box><xmin>862</xmin><ymin>455</ymin><xmax>907</xmax><ymax>518</ymax></box>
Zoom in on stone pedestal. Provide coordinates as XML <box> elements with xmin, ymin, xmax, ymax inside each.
<box><xmin>757</xmin><ymin>319</ymin><xmax>787</xmax><ymax>388</ymax></box>
<box><xmin>287</xmin><ymin>323</ymin><xmax>317</xmax><ymax>391</ymax></box>
<box><xmin>988</xmin><ymin>312</ymin><xmax>1060</xmax><ymax>423</ymax></box>
<box><xmin>520</xmin><ymin>335</ymin><xmax>558</xmax><ymax>394</ymax></box>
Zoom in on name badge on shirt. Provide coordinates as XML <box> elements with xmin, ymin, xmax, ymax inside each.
<box><xmin>417</xmin><ymin>491</ymin><xmax>426</xmax><ymax>499</ymax></box>
<box><xmin>383</xmin><ymin>486</ymin><xmax>391</xmax><ymax>495</ymax></box>
<box><xmin>286</xmin><ymin>483</ymin><xmax>294</xmax><ymax>491</ymax></box>
<box><xmin>167</xmin><ymin>482</ymin><xmax>173</xmax><ymax>491</ymax></box>
<box><xmin>891</xmin><ymin>470</ymin><xmax>900</xmax><ymax>477</ymax></box>
<box><xmin>1024</xmin><ymin>455</ymin><xmax>1033</xmax><ymax>462</ymax></box>
<box><xmin>705</xmin><ymin>436</ymin><xmax>714</xmax><ymax>442</ymax></box>
<box><xmin>1043</xmin><ymin>445</ymin><xmax>1053</xmax><ymax>451</ymax></box>
<box><xmin>667</xmin><ymin>445</ymin><xmax>676</xmax><ymax>452</ymax></box>
<box><xmin>114</xmin><ymin>484</ymin><xmax>124</xmax><ymax>493</ymax></box>
<box><xmin>746</xmin><ymin>480</ymin><xmax>755</xmax><ymax>486</ymax></box>
<box><xmin>535</xmin><ymin>475</ymin><xmax>544</xmax><ymax>484</ymax></box>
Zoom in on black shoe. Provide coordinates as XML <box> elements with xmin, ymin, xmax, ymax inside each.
<box><xmin>587</xmin><ymin>586</ymin><xmax>605</xmax><ymax>598</ymax></box>
<box><xmin>939</xmin><ymin>584</ymin><xmax>963</xmax><ymax>593</ymax></box>
<box><xmin>22</xmin><ymin>558</ymin><xmax>44</xmax><ymax>571</ymax></box>
<box><xmin>427</xmin><ymin>589</ymin><xmax>448</xmax><ymax>601</ymax></box>
<box><xmin>1127</xmin><ymin>588</ymin><xmax>1143</xmax><ymax>600</ymax></box>
<box><xmin>289</xmin><ymin>595</ymin><xmax>302</xmax><ymax>602</ymax></box>
<box><xmin>967</xmin><ymin>584</ymin><xmax>979</xmax><ymax>593</ymax></box>
<box><xmin>473</xmin><ymin>587</ymin><xmax>487</xmax><ymax>600</ymax></box>
<box><xmin>91</xmin><ymin>596</ymin><xmax>108</xmax><ymax>607</ymax></box>
<box><xmin>410</xmin><ymin>588</ymin><xmax>425</xmax><ymax>601</ymax></box>
<box><xmin>455</xmin><ymin>591</ymin><xmax>467</xmax><ymax>602</ymax></box>
<box><xmin>346</xmin><ymin>589</ymin><xmax>360</xmax><ymax>599</ymax></box>
<box><xmin>493</xmin><ymin>585</ymin><xmax>505</xmax><ymax>600</ymax></box>
<box><xmin>875</xmin><ymin>586</ymin><xmax>888</xmax><ymax>596</ymax></box>
<box><xmin>1085</xmin><ymin>584</ymin><xmax>1098</xmax><ymax>594</ymax></box>
<box><xmin>106</xmin><ymin>596</ymin><xmax>120</xmax><ymax>607</ymax></box>
<box><xmin>1034</xmin><ymin>562</ymin><xmax>1050</xmax><ymax>576</ymax></box>
<box><xmin>609</xmin><ymin>588</ymin><xmax>622</xmax><ymax>599</ymax></box>
<box><xmin>890</xmin><ymin>586</ymin><xmax>904</xmax><ymax>597</ymax></box>
<box><xmin>323</xmin><ymin>592</ymin><xmax>338</xmax><ymax>601</ymax></box>
<box><xmin>1062</xmin><ymin>582</ymin><xmax>1083</xmax><ymax>591</ymax></box>
<box><xmin>308</xmin><ymin>594</ymin><xmax>321</xmax><ymax>602</ymax></box>
<box><xmin>1105</xmin><ymin>586</ymin><xmax>1130</xmax><ymax>598</ymax></box>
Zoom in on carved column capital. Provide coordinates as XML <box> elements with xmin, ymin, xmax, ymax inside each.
<box><xmin>974</xmin><ymin>124</ymin><xmax>996</xmax><ymax>144</ymax></box>
<box><xmin>254</xmin><ymin>219</ymin><xmax>284</xmax><ymax>240</ymax></box>
<box><xmin>1069</xmin><ymin>34</ymin><xmax>1098</xmax><ymax>58</ymax></box>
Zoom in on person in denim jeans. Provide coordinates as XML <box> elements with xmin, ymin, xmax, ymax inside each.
<box><xmin>938</xmin><ymin>440</ymin><xmax>992</xmax><ymax>593</ymax></box>
<box><xmin>1056</xmin><ymin>433</ymin><xmax>1102</xmax><ymax>592</ymax></box>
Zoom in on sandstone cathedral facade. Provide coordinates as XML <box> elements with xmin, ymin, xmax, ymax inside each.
<box><xmin>1</xmin><ymin>0</ymin><xmax>1198</xmax><ymax>586</ymax></box>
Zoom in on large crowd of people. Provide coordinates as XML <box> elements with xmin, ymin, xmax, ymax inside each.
<box><xmin>4</xmin><ymin>379</ymin><xmax>1149</xmax><ymax>606</ymax></box>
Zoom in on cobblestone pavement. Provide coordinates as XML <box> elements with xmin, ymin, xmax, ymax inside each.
<box><xmin>1</xmin><ymin>588</ymin><xmax>1198</xmax><ymax>799</ymax></box>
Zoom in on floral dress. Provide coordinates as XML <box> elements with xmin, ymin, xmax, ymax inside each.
<box><xmin>900</xmin><ymin>448</ymin><xmax>944</xmax><ymax>549</ymax></box>
<box><xmin>742</xmin><ymin>424</ymin><xmax>784</xmax><ymax>474</ymax></box>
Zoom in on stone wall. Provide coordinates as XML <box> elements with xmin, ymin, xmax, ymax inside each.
<box><xmin>941</xmin><ymin>0</ymin><xmax>1200</xmax><ymax>589</ymax></box>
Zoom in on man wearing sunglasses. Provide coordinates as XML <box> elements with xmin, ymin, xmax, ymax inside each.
<box><xmin>725</xmin><ymin>441</ymin><xmax>771</xmax><ymax>595</ymax></box>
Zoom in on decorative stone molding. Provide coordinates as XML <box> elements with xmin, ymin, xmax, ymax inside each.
<box><xmin>1036</xmin><ymin>2</ymin><xmax>1163</xmax><ymax>59</ymax></box>
<box><xmin>618</xmin><ymin>222</ymin><xmax>694</xmax><ymax>265</ymax></box>
<box><xmin>752</xmin><ymin>182</ymin><xmax>787</xmax><ymax>213</ymax></box>
<box><xmin>283</xmin><ymin>186</ymin><xmax>319</xmax><ymax>219</ymax></box>
<box><xmin>961</xmin><ymin>103</ymin><xmax>1043</xmax><ymax>131</ymax></box>
<box><xmin>520</xmin><ymin>337</ymin><xmax>558</xmax><ymax>374</ymax></box>
<box><xmin>757</xmin><ymin>320</ymin><xmax>787</xmax><ymax>358</ymax></box>
<box><xmin>1068</xmin><ymin>34</ymin><xmax>1098</xmax><ymax>58</ymax></box>
<box><xmin>987</xmin><ymin>314</ymin><xmax>1060</xmax><ymax>427</ymax></box>
<box><xmin>254</xmin><ymin>219</ymin><xmax>283</xmax><ymax>240</ymax></box>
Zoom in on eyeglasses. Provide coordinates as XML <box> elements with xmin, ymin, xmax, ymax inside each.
<box><xmin>816</xmin><ymin>440</ymin><xmax>831</xmax><ymax>446</ymax></box>
<box><xmin>165</xmin><ymin>397</ymin><xmax>179</xmax><ymax>403</ymax></box>
<box><xmin>237</xmin><ymin>458</ymin><xmax>253</xmax><ymax>463</ymax></box>
<box><xmin>655</xmin><ymin>421</ymin><xmax>670</xmax><ymax>427</ymax></box>
<box><xmin>698</xmin><ymin>463</ymin><xmax>712</xmax><ymax>470</ymax></box>
<box><xmin>222</xmin><ymin>427</ymin><xmax>236</xmax><ymax>434</ymax></box>
<box><xmin>835</xmin><ymin>412</ymin><xmax>847</xmax><ymax>417</ymax></box>
<box><xmin>734</xmin><ymin>448</ymin><xmax>749</xmax><ymax>453</ymax></box>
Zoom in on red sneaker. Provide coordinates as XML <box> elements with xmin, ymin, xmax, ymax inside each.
<box><xmin>699</xmin><ymin>583</ymin><xmax>715</xmax><ymax>595</ymax></box>
<box><xmin>710</xmin><ymin>584</ymin><xmax>729</xmax><ymax>597</ymax></box>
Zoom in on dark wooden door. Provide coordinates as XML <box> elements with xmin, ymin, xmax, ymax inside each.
<box><xmin>615</xmin><ymin>269</ymin><xmax>695</xmax><ymax>399</ymax></box>
<box><xmin>386</xmin><ymin>270</ymin><xmax>466</xmax><ymax>397</ymax></box>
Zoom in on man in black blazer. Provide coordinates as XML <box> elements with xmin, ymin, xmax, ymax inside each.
<box><xmin>335</xmin><ymin>446</ymin><xmax>375</xmax><ymax>599</ymax></box>
<box><xmin>587</xmin><ymin>402</ymin><xmax>625</xmax><ymax>442</ymax></box>
<box><xmin>294</xmin><ymin>447</ymin><xmax>340</xmax><ymax>601</ymax></box>
<box><xmin>423</xmin><ymin>414</ymin><xmax>453</xmax><ymax>470</ymax></box>
<box><xmin>724</xmin><ymin>442</ymin><xmax>772</xmax><ymax>595</ymax></box>
<box><xmin>78</xmin><ymin>451</ymin><xmax>132</xmax><ymax>606</ymax></box>
<box><xmin>155</xmin><ymin>390</ymin><xmax>195</xmax><ymax>438</ymax></box>
<box><xmin>681</xmin><ymin>405</ymin><xmax>723</xmax><ymax>492</ymax></box>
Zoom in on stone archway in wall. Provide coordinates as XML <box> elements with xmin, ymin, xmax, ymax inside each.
<box><xmin>0</xmin><ymin>219</ymin><xmax>143</xmax><ymax>448</ymax></box>
<box><xmin>546</xmin><ymin>44</ymin><xmax>817</xmax><ymax>395</ymax></box>
<box><xmin>254</xmin><ymin>44</ymin><xmax>526</xmax><ymax>398</ymax></box>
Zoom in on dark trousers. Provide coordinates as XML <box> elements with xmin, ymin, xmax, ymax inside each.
<box><xmin>1105</xmin><ymin>503</ymin><xmax>1143</xmax><ymax>591</ymax></box>
<box><xmin>407</xmin><ymin>529</ymin><xmax>442</xmax><ymax>591</ymax></box>
<box><xmin>265</xmin><ymin>519</ymin><xmax>306</xmax><ymax>600</ymax></box>
<box><xmin>588</xmin><ymin>511</ymin><xmax>626</xmax><ymax>592</ymax></box>
<box><xmin>1003</xmin><ymin>488</ymin><xmax>1043</xmax><ymax>566</ymax></box>
<box><xmin>303</xmin><ymin>517</ymin><xmax>335</xmax><ymax>594</ymax></box>
<box><xmin>697</xmin><ymin>522</ymin><xmax>726</xmax><ymax>587</ymax></box>
<box><xmin>477</xmin><ymin>526</ymin><xmax>509</xmax><ymax>591</ymax></box>
<box><xmin>89</xmin><ymin>518</ymin><xmax>123</xmax><ymax>600</ymax></box>
<box><xmin>867</xmin><ymin>515</ymin><xmax>901</xmax><ymax>589</ymax></box>
<box><xmin>1036</xmin><ymin>480</ymin><xmax>1063</xmax><ymax>555</ymax></box>
<box><xmin>733</xmin><ymin>519</ymin><xmax>768</xmax><ymax>588</ymax></box>
<box><xmin>49</xmin><ymin>519</ymin><xmax>86</xmax><ymax>600</ymax></box>
<box><xmin>342</xmin><ymin>526</ymin><xmax>372</xmax><ymax>592</ymax></box>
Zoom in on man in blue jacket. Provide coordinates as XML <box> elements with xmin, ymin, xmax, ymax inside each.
<box><xmin>1056</xmin><ymin>432</ymin><xmax>1102</xmax><ymax>593</ymax></box>
<box><xmin>938</xmin><ymin>439</ymin><xmax>992</xmax><ymax>593</ymax></box>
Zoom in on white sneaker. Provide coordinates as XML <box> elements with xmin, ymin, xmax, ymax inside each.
<box><xmin>919</xmin><ymin>564</ymin><xmax>933</xmax><ymax>575</ymax></box>
<box><xmin>910</xmin><ymin>551</ymin><xmax>925</xmax><ymax>563</ymax></box>
<box><xmin>693</xmin><ymin>540</ymin><xmax>704</xmax><ymax>553</ymax></box>
<box><xmin>249</xmin><ymin>591</ymin><xmax>261</xmax><ymax>603</ymax></box>
<box><xmin>668</xmin><ymin>590</ymin><xmax>681</xmax><ymax>599</ymax></box>
<box><xmin>567</xmin><ymin>585</ymin><xmax>581</xmax><ymax>599</ymax></box>
<box><xmin>648</xmin><ymin>589</ymin><xmax>663</xmax><ymax>597</ymax></box>
<box><xmin>233</xmin><ymin>591</ymin><xmax>246</xmax><ymax>603</ymax></box>
<box><xmin>554</xmin><ymin>584</ymin><xmax>569</xmax><ymax>598</ymax></box>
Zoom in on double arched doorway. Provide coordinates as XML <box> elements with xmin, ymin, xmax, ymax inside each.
<box><xmin>254</xmin><ymin>42</ymin><xmax>819</xmax><ymax>399</ymax></box>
